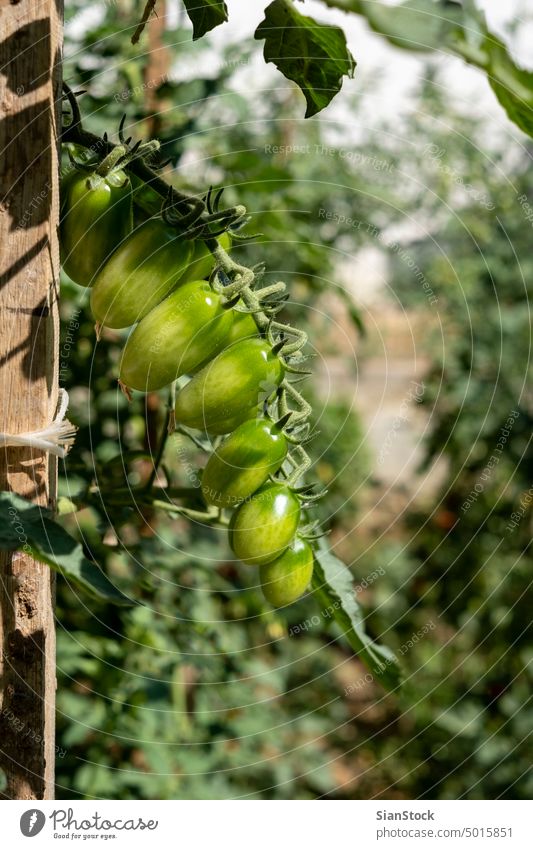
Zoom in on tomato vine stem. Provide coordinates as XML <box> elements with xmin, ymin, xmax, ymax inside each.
<box><xmin>206</xmin><ymin>239</ymin><xmax>314</xmax><ymax>485</ymax></box>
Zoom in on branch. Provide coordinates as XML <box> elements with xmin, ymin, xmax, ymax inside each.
<box><xmin>131</xmin><ymin>0</ymin><xmax>158</xmax><ymax>45</ymax></box>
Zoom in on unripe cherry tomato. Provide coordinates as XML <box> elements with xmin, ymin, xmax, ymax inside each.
<box><xmin>260</xmin><ymin>537</ymin><xmax>314</xmax><ymax>606</ymax></box>
<box><xmin>228</xmin><ymin>482</ymin><xmax>301</xmax><ymax>565</ymax></box>
<box><xmin>201</xmin><ymin>419</ymin><xmax>288</xmax><ymax>508</ymax></box>
<box><xmin>90</xmin><ymin>218</ymin><xmax>193</xmax><ymax>328</ymax></box>
<box><xmin>118</xmin><ymin>280</ymin><xmax>234</xmax><ymax>391</ymax></box>
<box><xmin>60</xmin><ymin>168</ymin><xmax>133</xmax><ymax>287</ymax></box>
<box><xmin>174</xmin><ymin>338</ymin><xmax>284</xmax><ymax>435</ymax></box>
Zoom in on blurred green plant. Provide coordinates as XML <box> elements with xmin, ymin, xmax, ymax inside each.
<box><xmin>363</xmin><ymin>77</ymin><xmax>533</xmax><ymax>799</ymax></box>
<box><xmin>57</xmin><ymin>5</ymin><xmax>533</xmax><ymax>801</ymax></box>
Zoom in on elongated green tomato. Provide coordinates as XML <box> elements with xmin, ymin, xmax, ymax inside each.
<box><xmin>129</xmin><ymin>173</ymin><xmax>164</xmax><ymax>218</ymax></box>
<box><xmin>192</xmin><ymin>309</ymin><xmax>259</xmax><ymax>375</ymax></box>
<box><xmin>119</xmin><ymin>280</ymin><xmax>233</xmax><ymax>391</ymax></box>
<box><xmin>185</xmin><ymin>232</ymin><xmax>231</xmax><ymax>281</ymax></box>
<box><xmin>260</xmin><ymin>538</ymin><xmax>314</xmax><ymax>607</ymax></box>
<box><xmin>205</xmin><ymin>407</ymin><xmax>259</xmax><ymax>435</ymax></box>
<box><xmin>174</xmin><ymin>338</ymin><xmax>284</xmax><ymax>435</ymax></box>
<box><xmin>90</xmin><ymin>217</ymin><xmax>194</xmax><ymax>328</ymax></box>
<box><xmin>228</xmin><ymin>483</ymin><xmax>301</xmax><ymax>565</ymax></box>
<box><xmin>224</xmin><ymin>311</ymin><xmax>258</xmax><ymax>346</ymax></box>
<box><xmin>201</xmin><ymin>419</ymin><xmax>288</xmax><ymax>508</ymax></box>
<box><xmin>60</xmin><ymin>168</ymin><xmax>133</xmax><ymax>287</ymax></box>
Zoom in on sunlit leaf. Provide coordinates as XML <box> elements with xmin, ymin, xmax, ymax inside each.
<box><xmin>255</xmin><ymin>0</ymin><xmax>356</xmax><ymax>117</ymax></box>
<box><xmin>312</xmin><ymin>541</ymin><xmax>401</xmax><ymax>690</ymax></box>
<box><xmin>182</xmin><ymin>0</ymin><xmax>228</xmax><ymax>40</ymax></box>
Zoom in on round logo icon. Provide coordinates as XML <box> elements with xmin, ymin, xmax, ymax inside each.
<box><xmin>20</xmin><ymin>810</ymin><xmax>46</xmax><ymax>837</ymax></box>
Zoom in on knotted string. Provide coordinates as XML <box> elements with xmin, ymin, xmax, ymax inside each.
<box><xmin>0</xmin><ymin>389</ymin><xmax>77</xmax><ymax>459</ymax></box>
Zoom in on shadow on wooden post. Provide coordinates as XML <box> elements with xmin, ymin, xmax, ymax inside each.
<box><xmin>0</xmin><ymin>2</ymin><xmax>63</xmax><ymax>800</ymax></box>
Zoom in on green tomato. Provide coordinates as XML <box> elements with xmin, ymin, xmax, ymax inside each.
<box><xmin>201</xmin><ymin>419</ymin><xmax>288</xmax><ymax>508</ymax></box>
<box><xmin>60</xmin><ymin>168</ymin><xmax>133</xmax><ymax>287</ymax></box>
<box><xmin>174</xmin><ymin>338</ymin><xmax>284</xmax><ymax>435</ymax></box>
<box><xmin>186</xmin><ymin>232</ymin><xmax>231</xmax><ymax>280</ymax></box>
<box><xmin>223</xmin><ymin>311</ymin><xmax>258</xmax><ymax>347</ymax></box>
<box><xmin>260</xmin><ymin>537</ymin><xmax>314</xmax><ymax>606</ymax></box>
<box><xmin>204</xmin><ymin>407</ymin><xmax>259</xmax><ymax>435</ymax></box>
<box><xmin>119</xmin><ymin>280</ymin><xmax>234</xmax><ymax>391</ymax></box>
<box><xmin>228</xmin><ymin>482</ymin><xmax>301</xmax><ymax>565</ymax></box>
<box><xmin>129</xmin><ymin>173</ymin><xmax>164</xmax><ymax>218</ymax></box>
<box><xmin>90</xmin><ymin>218</ymin><xmax>194</xmax><ymax>328</ymax></box>
<box><xmin>189</xmin><ymin>308</ymin><xmax>258</xmax><ymax>376</ymax></box>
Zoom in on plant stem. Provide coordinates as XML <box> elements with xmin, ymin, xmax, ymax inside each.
<box><xmin>145</xmin><ymin>407</ymin><xmax>170</xmax><ymax>491</ymax></box>
<box><xmin>131</xmin><ymin>0</ymin><xmax>158</xmax><ymax>45</ymax></box>
<box><xmin>151</xmin><ymin>499</ymin><xmax>223</xmax><ymax>524</ymax></box>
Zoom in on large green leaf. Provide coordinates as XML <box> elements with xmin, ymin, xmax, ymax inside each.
<box><xmin>452</xmin><ymin>7</ymin><xmax>533</xmax><ymax>138</ymax></box>
<box><xmin>182</xmin><ymin>0</ymin><xmax>228</xmax><ymax>40</ymax></box>
<box><xmin>324</xmin><ymin>0</ymin><xmax>533</xmax><ymax>138</ymax></box>
<box><xmin>312</xmin><ymin>541</ymin><xmax>401</xmax><ymax>691</ymax></box>
<box><xmin>322</xmin><ymin>0</ymin><xmax>462</xmax><ymax>52</ymax></box>
<box><xmin>0</xmin><ymin>492</ymin><xmax>132</xmax><ymax>606</ymax></box>
<box><xmin>255</xmin><ymin>0</ymin><xmax>356</xmax><ymax>117</ymax></box>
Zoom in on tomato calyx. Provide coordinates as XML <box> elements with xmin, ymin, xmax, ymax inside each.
<box><xmin>161</xmin><ymin>186</ymin><xmax>247</xmax><ymax>242</ymax></box>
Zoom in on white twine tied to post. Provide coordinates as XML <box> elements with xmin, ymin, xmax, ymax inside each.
<box><xmin>0</xmin><ymin>389</ymin><xmax>77</xmax><ymax>459</ymax></box>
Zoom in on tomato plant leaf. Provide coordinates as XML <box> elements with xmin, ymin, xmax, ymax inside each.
<box><xmin>325</xmin><ymin>0</ymin><xmax>533</xmax><ymax>138</ymax></box>
<box><xmin>452</xmin><ymin>6</ymin><xmax>533</xmax><ymax>138</ymax></box>
<box><xmin>312</xmin><ymin>541</ymin><xmax>401</xmax><ymax>690</ymax></box>
<box><xmin>255</xmin><ymin>0</ymin><xmax>356</xmax><ymax>117</ymax></box>
<box><xmin>485</xmin><ymin>59</ymin><xmax>533</xmax><ymax>139</ymax></box>
<box><xmin>182</xmin><ymin>0</ymin><xmax>228</xmax><ymax>40</ymax></box>
<box><xmin>323</xmin><ymin>0</ymin><xmax>462</xmax><ymax>53</ymax></box>
<box><xmin>0</xmin><ymin>492</ymin><xmax>132</xmax><ymax>606</ymax></box>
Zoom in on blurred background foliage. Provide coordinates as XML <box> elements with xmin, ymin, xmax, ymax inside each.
<box><xmin>56</xmin><ymin>0</ymin><xmax>532</xmax><ymax>799</ymax></box>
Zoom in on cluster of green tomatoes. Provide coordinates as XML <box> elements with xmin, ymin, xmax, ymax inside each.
<box><xmin>60</xmin><ymin>153</ymin><xmax>318</xmax><ymax>607</ymax></box>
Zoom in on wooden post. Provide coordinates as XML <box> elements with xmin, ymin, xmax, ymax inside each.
<box><xmin>0</xmin><ymin>0</ymin><xmax>63</xmax><ymax>799</ymax></box>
